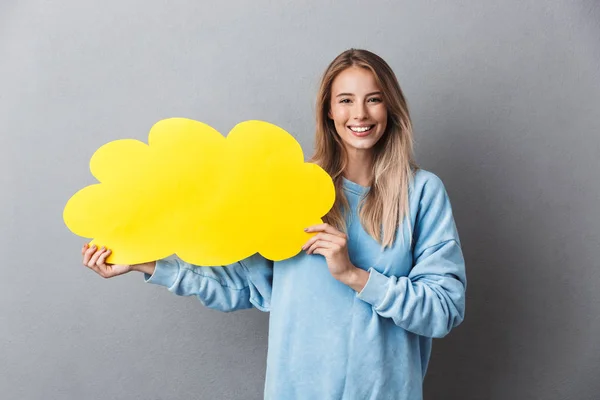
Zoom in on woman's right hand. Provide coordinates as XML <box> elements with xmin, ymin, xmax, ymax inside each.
<box><xmin>82</xmin><ymin>243</ymin><xmax>132</xmax><ymax>278</ymax></box>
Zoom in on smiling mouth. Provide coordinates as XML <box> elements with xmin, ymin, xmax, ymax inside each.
<box><xmin>348</xmin><ymin>125</ymin><xmax>375</xmax><ymax>136</ymax></box>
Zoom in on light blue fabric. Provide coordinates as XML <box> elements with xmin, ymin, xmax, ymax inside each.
<box><xmin>145</xmin><ymin>169</ymin><xmax>467</xmax><ymax>400</ymax></box>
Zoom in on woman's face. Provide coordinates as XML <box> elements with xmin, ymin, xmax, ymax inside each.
<box><xmin>329</xmin><ymin>66</ymin><xmax>388</xmax><ymax>154</ymax></box>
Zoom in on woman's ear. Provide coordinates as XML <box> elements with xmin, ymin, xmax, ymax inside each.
<box><xmin>327</xmin><ymin>109</ymin><xmax>333</xmax><ymax>120</ymax></box>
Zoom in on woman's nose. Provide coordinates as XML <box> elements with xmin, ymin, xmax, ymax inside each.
<box><xmin>353</xmin><ymin>103</ymin><xmax>368</xmax><ymax>120</ymax></box>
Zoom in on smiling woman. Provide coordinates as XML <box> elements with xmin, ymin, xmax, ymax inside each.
<box><xmin>329</xmin><ymin>67</ymin><xmax>388</xmax><ymax>152</ymax></box>
<box><xmin>82</xmin><ymin>48</ymin><xmax>466</xmax><ymax>400</ymax></box>
<box><xmin>311</xmin><ymin>49</ymin><xmax>418</xmax><ymax>249</ymax></box>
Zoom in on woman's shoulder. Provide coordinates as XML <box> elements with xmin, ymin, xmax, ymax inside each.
<box><xmin>409</xmin><ymin>168</ymin><xmax>460</xmax><ymax>248</ymax></box>
<box><xmin>410</xmin><ymin>168</ymin><xmax>447</xmax><ymax>196</ymax></box>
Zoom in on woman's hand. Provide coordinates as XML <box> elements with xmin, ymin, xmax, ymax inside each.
<box><xmin>82</xmin><ymin>243</ymin><xmax>133</xmax><ymax>278</ymax></box>
<box><xmin>302</xmin><ymin>223</ymin><xmax>368</xmax><ymax>291</ymax></box>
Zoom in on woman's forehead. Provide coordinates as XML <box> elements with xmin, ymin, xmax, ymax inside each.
<box><xmin>331</xmin><ymin>67</ymin><xmax>380</xmax><ymax>94</ymax></box>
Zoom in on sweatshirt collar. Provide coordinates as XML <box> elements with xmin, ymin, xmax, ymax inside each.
<box><xmin>342</xmin><ymin>177</ymin><xmax>370</xmax><ymax>196</ymax></box>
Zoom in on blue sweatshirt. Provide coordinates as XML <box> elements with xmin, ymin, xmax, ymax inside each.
<box><xmin>145</xmin><ymin>169</ymin><xmax>467</xmax><ymax>400</ymax></box>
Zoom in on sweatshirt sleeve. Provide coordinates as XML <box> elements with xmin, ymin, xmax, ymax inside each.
<box><xmin>144</xmin><ymin>253</ymin><xmax>273</xmax><ymax>313</ymax></box>
<box><xmin>356</xmin><ymin>173</ymin><xmax>467</xmax><ymax>338</ymax></box>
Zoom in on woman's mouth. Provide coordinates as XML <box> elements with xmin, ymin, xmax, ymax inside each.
<box><xmin>348</xmin><ymin>125</ymin><xmax>375</xmax><ymax>137</ymax></box>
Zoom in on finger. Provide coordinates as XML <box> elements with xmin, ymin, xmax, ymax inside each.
<box><xmin>312</xmin><ymin>247</ymin><xmax>329</xmax><ymax>258</ymax></box>
<box><xmin>302</xmin><ymin>234</ymin><xmax>320</xmax><ymax>250</ymax></box>
<box><xmin>83</xmin><ymin>245</ymin><xmax>98</xmax><ymax>265</ymax></box>
<box><xmin>87</xmin><ymin>261</ymin><xmax>102</xmax><ymax>276</ymax></box>
<box><xmin>301</xmin><ymin>233</ymin><xmax>321</xmax><ymax>250</ymax></box>
<box><xmin>319</xmin><ymin>233</ymin><xmax>346</xmax><ymax>246</ymax></box>
<box><xmin>307</xmin><ymin>240</ymin><xmax>334</xmax><ymax>255</ymax></box>
<box><xmin>91</xmin><ymin>249</ymin><xmax>110</xmax><ymax>277</ymax></box>
<box><xmin>302</xmin><ymin>233</ymin><xmax>344</xmax><ymax>250</ymax></box>
<box><xmin>81</xmin><ymin>243</ymin><xmax>89</xmax><ymax>255</ymax></box>
<box><xmin>96</xmin><ymin>249</ymin><xmax>112</xmax><ymax>267</ymax></box>
<box><xmin>305</xmin><ymin>223</ymin><xmax>346</xmax><ymax>238</ymax></box>
<box><xmin>83</xmin><ymin>251</ymin><xmax>102</xmax><ymax>274</ymax></box>
<box><xmin>87</xmin><ymin>247</ymin><xmax>106</xmax><ymax>268</ymax></box>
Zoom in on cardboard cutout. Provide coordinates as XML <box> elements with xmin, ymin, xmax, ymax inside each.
<box><xmin>64</xmin><ymin>118</ymin><xmax>335</xmax><ymax>266</ymax></box>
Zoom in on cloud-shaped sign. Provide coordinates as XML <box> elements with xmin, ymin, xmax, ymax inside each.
<box><xmin>64</xmin><ymin>118</ymin><xmax>335</xmax><ymax>266</ymax></box>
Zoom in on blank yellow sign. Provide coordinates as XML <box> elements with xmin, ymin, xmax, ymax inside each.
<box><xmin>63</xmin><ymin>118</ymin><xmax>335</xmax><ymax>266</ymax></box>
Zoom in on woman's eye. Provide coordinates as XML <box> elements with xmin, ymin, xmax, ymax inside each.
<box><xmin>368</xmin><ymin>97</ymin><xmax>382</xmax><ymax>103</ymax></box>
<box><xmin>339</xmin><ymin>99</ymin><xmax>351</xmax><ymax>104</ymax></box>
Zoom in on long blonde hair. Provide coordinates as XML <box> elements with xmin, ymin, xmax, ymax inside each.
<box><xmin>310</xmin><ymin>49</ymin><xmax>418</xmax><ymax>248</ymax></box>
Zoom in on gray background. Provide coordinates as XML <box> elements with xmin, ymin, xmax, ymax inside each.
<box><xmin>1</xmin><ymin>0</ymin><xmax>599</xmax><ymax>399</ymax></box>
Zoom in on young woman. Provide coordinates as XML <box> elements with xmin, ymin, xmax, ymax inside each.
<box><xmin>82</xmin><ymin>49</ymin><xmax>467</xmax><ymax>400</ymax></box>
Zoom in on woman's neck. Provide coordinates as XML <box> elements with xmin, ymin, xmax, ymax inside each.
<box><xmin>343</xmin><ymin>148</ymin><xmax>373</xmax><ymax>187</ymax></box>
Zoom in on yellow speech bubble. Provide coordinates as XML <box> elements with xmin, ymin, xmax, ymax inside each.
<box><xmin>64</xmin><ymin>118</ymin><xmax>335</xmax><ymax>266</ymax></box>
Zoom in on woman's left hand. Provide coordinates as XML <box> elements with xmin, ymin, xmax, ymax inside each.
<box><xmin>302</xmin><ymin>223</ymin><xmax>356</xmax><ymax>281</ymax></box>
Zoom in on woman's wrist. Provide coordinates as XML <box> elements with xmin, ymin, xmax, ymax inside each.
<box><xmin>339</xmin><ymin>266</ymin><xmax>369</xmax><ymax>293</ymax></box>
<box><xmin>130</xmin><ymin>261</ymin><xmax>156</xmax><ymax>275</ymax></box>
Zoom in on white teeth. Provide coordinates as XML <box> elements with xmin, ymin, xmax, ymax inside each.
<box><xmin>349</xmin><ymin>126</ymin><xmax>372</xmax><ymax>133</ymax></box>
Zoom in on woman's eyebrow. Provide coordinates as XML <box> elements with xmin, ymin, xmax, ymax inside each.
<box><xmin>335</xmin><ymin>91</ymin><xmax>382</xmax><ymax>97</ymax></box>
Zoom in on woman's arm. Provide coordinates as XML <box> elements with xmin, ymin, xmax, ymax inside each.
<box><xmin>82</xmin><ymin>244</ymin><xmax>273</xmax><ymax>313</ymax></box>
<box><xmin>130</xmin><ymin>261</ymin><xmax>156</xmax><ymax>275</ymax></box>
<box><xmin>142</xmin><ymin>253</ymin><xmax>274</xmax><ymax>313</ymax></box>
<box><xmin>355</xmin><ymin>174</ymin><xmax>467</xmax><ymax>338</ymax></box>
<box><xmin>356</xmin><ymin>240</ymin><xmax>466</xmax><ymax>338</ymax></box>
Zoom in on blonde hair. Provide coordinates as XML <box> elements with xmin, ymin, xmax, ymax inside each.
<box><xmin>310</xmin><ymin>49</ymin><xmax>418</xmax><ymax>248</ymax></box>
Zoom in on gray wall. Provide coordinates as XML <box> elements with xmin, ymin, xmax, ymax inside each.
<box><xmin>1</xmin><ymin>1</ymin><xmax>599</xmax><ymax>399</ymax></box>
